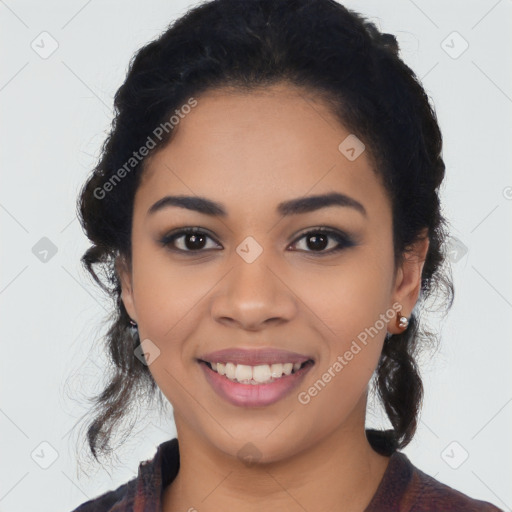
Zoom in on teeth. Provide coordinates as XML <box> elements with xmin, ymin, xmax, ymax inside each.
<box><xmin>225</xmin><ymin>362</ymin><xmax>236</xmax><ymax>380</ymax></box>
<box><xmin>235</xmin><ymin>364</ymin><xmax>253</xmax><ymax>383</ymax></box>
<box><xmin>270</xmin><ymin>363</ymin><xmax>283</xmax><ymax>378</ymax></box>
<box><xmin>207</xmin><ymin>361</ymin><xmax>306</xmax><ymax>384</ymax></box>
<box><xmin>253</xmin><ymin>364</ymin><xmax>271</xmax><ymax>383</ymax></box>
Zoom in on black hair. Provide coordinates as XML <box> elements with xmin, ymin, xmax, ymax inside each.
<box><xmin>76</xmin><ymin>0</ymin><xmax>453</xmax><ymax>463</ymax></box>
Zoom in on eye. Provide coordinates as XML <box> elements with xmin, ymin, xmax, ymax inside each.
<box><xmin>159</xmin><ymin>227</ymin><xmax>356</xmax><ymax>255</ymax></box>
<box><xmin>288</xmin><ymin>228</ymin><xmax>355</xmax><ymax>255</ymax></box>
<box><xmin>159</xmin><ymin>227</ymin><xmax>222</xmax><ymax>252</ymax></box>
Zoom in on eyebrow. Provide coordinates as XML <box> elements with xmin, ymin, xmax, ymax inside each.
<box><xmin>147</xmin><ymin>192</ymin><xmax>367</xmax><ymax>218</ymax></box>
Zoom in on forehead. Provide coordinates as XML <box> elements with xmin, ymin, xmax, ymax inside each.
<box><xmin>137</xmin><ymin>84</ymin><xmax>387</xmax><ymax>219</ymax></box>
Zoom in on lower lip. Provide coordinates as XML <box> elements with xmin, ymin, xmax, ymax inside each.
<box><xmin>199</xmin><ymin>361</ymin><xmax>314</xmax><ymax>407</ymax></box>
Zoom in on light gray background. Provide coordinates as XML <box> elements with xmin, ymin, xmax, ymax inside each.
<box><xmin>1</xmin><ymin>1</ymin><xmax>511</xmax><ymax>511</ymax></box>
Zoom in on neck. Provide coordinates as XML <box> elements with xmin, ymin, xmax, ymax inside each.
<box><xmin>162</xmin><ymin>403</ymin><xmax>390</xmax><ymax>512</ymax></box>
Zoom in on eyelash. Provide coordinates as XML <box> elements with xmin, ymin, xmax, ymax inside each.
<box><xmin>158</xmin><ymin>227</ymin><xmax>356</xmax><ymax>256</ymax></box>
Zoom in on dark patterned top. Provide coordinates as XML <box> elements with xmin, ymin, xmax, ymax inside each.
<box><xmin>71</xmin><ymin>432</ymin><xmax>502</xmax><ymax>512</ymax></box>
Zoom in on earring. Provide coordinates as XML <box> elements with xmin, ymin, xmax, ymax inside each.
<box><xmin>129</xmin><ymin>319</ymin><xmax>138</xmax><ymax>328</ymax></box>
<box><xmin>396</xmin><ymin>311</ymin><xmax>409</xmax><ymax>331</ymax></box>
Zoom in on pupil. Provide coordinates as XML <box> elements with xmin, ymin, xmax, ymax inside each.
<box><xmin>186</xmin><ymin>233</ymin><xmax>206</xmax><ymax>250</ymax></box>
<box><xmin>308</xmin><ymin>233</ymin><xmax>328</xmax><ymax>251</ymax></box>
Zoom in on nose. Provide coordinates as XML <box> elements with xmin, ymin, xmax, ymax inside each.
<box><xmin>210</xmin><ymin>249</ymin><xmax>297</xmax><ymax>331</ymax></box>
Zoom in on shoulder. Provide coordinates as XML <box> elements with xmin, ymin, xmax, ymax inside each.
<box><xmin>68</xmin><ymin>438</ymin><xmax>179</xmax><ymax>511</ymax></box>
<box><xmin>399</xmin><ymin>453</ymin><xmax>503</xmax><ymax>511</ymax></box>
<box><xmin>365</xmin><ymin>430</ymin><xmax>502</xmax><ymax>511</ymax></box>
<box><xmin>69</xmin><ymin>479</ymin><xmax>135</xmax><ymax>511</ymax></box>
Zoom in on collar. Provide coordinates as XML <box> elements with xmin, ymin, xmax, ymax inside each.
<box><xmin>128</xmin><ymin>432</ymin><xmax>402</xmax><ymax>511</ymax></box>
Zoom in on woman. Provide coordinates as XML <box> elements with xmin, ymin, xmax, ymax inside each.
<box><xmin>71</xmin><ymin>0</ymin><xmax>502</xmax><ymax>510</ymax></box>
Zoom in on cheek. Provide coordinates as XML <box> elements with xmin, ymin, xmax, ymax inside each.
<box><xmin>289</xmin><ymin>246</ymin><xmax>395</xmax><ymax>343</ymax></box>
<box><xmin>130</xmin><ymin>243</ymin><xmax>210</xmax><ymax>340</ymax></box>
<box><xmin>129</xmin><ymin>250</ymin><xmax>207</xmax><ymax>406</ymax></box>
<box><xmin>127</xmin><ymin>246</ymin><xmax>234</xmax><ymax>409</ymax></box>
<box><xmin>294</xmin><ymin>346</ymin><xmax>380</xmax><ymax>440</ymax></box>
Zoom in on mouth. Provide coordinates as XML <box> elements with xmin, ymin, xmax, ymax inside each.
<box><xmin>198</xmin><ymin>359</ymin><xmax>314</xmax><ymax>385</ymax></box>
<box><xmin>197</xmin><ymin>348</ymin><xmax>315</xmax><ymax>407</ymax></box>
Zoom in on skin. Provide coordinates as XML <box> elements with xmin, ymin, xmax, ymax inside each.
<box><xmin>118</xmin><ymin>82</ymin><xmax>429</xmax><ymax>512</ymax></box>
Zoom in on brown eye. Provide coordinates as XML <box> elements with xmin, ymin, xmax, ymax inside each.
<box><xmin>159</xmin><ymin>228</ymin><xmax>222</xmax><ymax>252</ymax></box>
<box><xmin>289</xmin><ymin>228</ymin><xmax>355</xmax><ymax>255</ymax></box>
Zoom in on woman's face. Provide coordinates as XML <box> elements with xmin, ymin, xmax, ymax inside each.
<box><xmin>119</xmin><ymin>83</ymin><xmax>427</xmax><ymax>462</ymax></box>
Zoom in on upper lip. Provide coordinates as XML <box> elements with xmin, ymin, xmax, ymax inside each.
<box><xmin>198</xmin><ymin>348</ymin><xmax>313</xmax><ymax>366</ymax></box>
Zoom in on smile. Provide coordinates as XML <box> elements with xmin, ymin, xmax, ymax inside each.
<box><xmin>201</xmin><ymin>360</ymin><xmax>312</xmax><ymax>385</ymax></box>
<box><xmin>197</xmin><ymin>349</ymin><xmax>315</xmax><ymax>407</ymax></box>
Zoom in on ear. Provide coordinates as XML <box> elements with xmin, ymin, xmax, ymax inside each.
<box><xmin>388</xmin><ymin>228</ymin><xmax>429</xmax><ymax>335</ymax></box>
<box><xmin>116</xmin><ymin>256</ymin><xmax>137</xmax><ymax>323</ymax></box>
